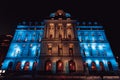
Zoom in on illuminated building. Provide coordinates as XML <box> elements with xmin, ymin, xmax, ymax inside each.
<box><xmin>1</xmin><ymin>10</ymin><xmax>119</xmax><ymax>80</ymax></box>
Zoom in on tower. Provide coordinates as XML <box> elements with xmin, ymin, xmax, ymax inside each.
<box><xmin>40</xmin><ymin>10</ymin><xmax>84</xmax><ymax>73</ymax></box>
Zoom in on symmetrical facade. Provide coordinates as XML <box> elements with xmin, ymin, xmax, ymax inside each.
<box><xmin>1</xmin><ymin>10</ymin><xmax>119</xmax><ymax>79</ymax></box>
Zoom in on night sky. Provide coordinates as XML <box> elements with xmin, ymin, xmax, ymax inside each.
<box><xmin>0</xmin><ymin>0</ymin><xmax>120</xmax><ymax>58</ymax></box>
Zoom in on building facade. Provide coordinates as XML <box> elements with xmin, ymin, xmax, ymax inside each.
<box><xmin>1</xmin><ymin>10</ymin><xmax>119</xmax><ymax>80</ymax></box>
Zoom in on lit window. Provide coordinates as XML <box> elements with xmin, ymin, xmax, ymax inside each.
<box><xmin>58</xmin><ymin>44</ymin><xmax>63</xmax><ymax>55</ymax></box>
<box><xmin>38</xmin><ymin>38</ymin><xmax>41</xmax><ymax>42</ymax></box>
<box><xmin>33</xmin><ymin>32</ymin><xmax>36</xmax><ymax>36</ymax></box>
<box><xmin>15</xmin><ymin>62</ymin><xmax>21</xmax><ymax>71</ymax></box>
<box><xmin>59</xmin><ymin>34</ymin><xmax>62</xmax><ymax>39</ymax></box>
<box><xmin>49</xmin><ymin>23</ymin><xmax>54</xmax><ymax>27</ymax></box>
<box><xmin>30</xmin><ymin>44</ymin><xmax>33</xmax><ymax>48</ymax></box>
<box><xmin>68</xmin><ymin>34</ymin><xmax>71</xmax><ymax>39</ymax></box>
<box><xmin>100</xmin><ymin>62</ymin><xmax>105</xmax><ymax>71</ymax></box>
<box><xmin>17</xmin><ymin>38</ymin><xmax>21</xmax><ymax>42</ymax></box>
<box><xmin>45</xmin><ymin>60</ymin><xmax>52</xmax><ymax>72</ymax></box>
<box><xmin>48</xmin><ymin>44</ymin><xmax>52</xmax><ymax>55</ymax></box>
<box><xmin>56</xmin><ymin>60</ymin><xmax>63</xmax><ymax>72</ymax></box>
<box><xmin>91</xmin><ymin>62</ymin><xmax>97</xmax><ymax>71</ymax></box>
<box><xmin>103</xmin><ymin>50</ymin><xmax>107</xmax><ymax>56</ymax></box>
<box><xmin>69</xmin><ymin>44</ymin><xmax>73</xmax><ymax>56</ymax></box>
<box><xmin>24</xmin><ymin>38</ymin><xmax>27</xmax><ymax>42</ymax></box>
<box><xmin>31</xmin><ymin>37</ymin><xmax>34</xmax><ymax>42</ymax></box>
<box><xmin>66</xmin><ymin>23</ymin><xmax>72</xmax><ymax>27</ymax></box>
<box><xmin>23</xmin><ymin>62</ymin><xmax>30</xmax><ymax>71</ymax></box>
<box><xmin>69</xmin><ymin>60</ymin><xmax>76</xmax><ymax>72</ymax></box>
<box><xmin>49</xmin><ymin>34</ymin><xmax>53</xmax><ymax>39</ymax></box>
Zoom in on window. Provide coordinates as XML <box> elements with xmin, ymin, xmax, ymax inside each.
<box><xmin>108</xmin><ymin>61</ymin><xmax>113</xmax><ymax>71</ymax></box>
<box><xmin>36</xmin><ymin>48</ymin><xmax>39</xmax><ymax>56</ymax></box>
<box><xmin>91</xmin><ymin>62</ymin><xmax>97</xmax><ymax>71</ymax></box>
<box><xmin>96</xmin><ymin>50</ymin><xmax>100</xmax><ymax>56</ymax></box>
<box><xmin>69</xmin><ymin>60</ymin><xmax>76</xmax><ymax>72</ymax></box>
<box><xmin>24</xmin><ymin>37</ymin><xmax>27</xmax><ymax>42</ymax></box>
<box><xmin>48</xmin><ymin>44</ymin><xmax>52</xmax><ymax>55</ymax></box>
<box><xmin>56</xmin><ymin>60</ymin><xmax>63</xmax><ymax>72</ymax></box>
<box><xmin>28</xmin><ymin>44</ymin><xmax>33</xmax><ymax>56</ymax></box>
<box><xmin>66</xmin><ymin>23</ymin><xmax>72</xmax><ymax>27</ymax></box>
<box><xmin>31</xmin><ymin>37</ymin><xmax>35</xmax><ymax>42</ymax></box>
<box><xmin>17</xmin><ymin>38</ymin><xmax>21</xmax><ymax>42</ymax></box>
<box><xmin>7</xmin><ymin>62</ymin><xmax>13</xmax><ymax>71</ymax></box>
<box><xmin>89</xmin><ymin>49</ymin><xmax>92</xmax><ymax>56</ymax></box>
<box><xmin>45</xmin><ymin>60</ymin><xmax>52</xmax><ymax>72</ymax></box>
<box><xmin>49</xmin><ymin>23</ymin><xmax>54</xmax><ymax>28</ymax></box>
<box><xmin>58</xmin><ymin>24</ymin><xmax>63</xmax><ymax>30</ymax></box>
<box><xmin>67</xmin><ymin>24</ymin><xmax>72</xmax><ymax>39</ymax></box>
<box><xmin>50</xmin><ymin>34</ymin><xmax>53</xmax><ymax>39</ymax></box>
<box><xmin>23</xmin><ymin>62</ymin><xmax>30</xmax><ymax>71</ymax></box>
<box><xmin>69</xmin><ymin>44</ymin><xmax>73</xmax><ymax>56</ymax></box>
<box><xmin>58</xmin><ymin>44</ymin><xmax>62</xmax><ymax>55</ymax></box>
<box><xmin>103</xmin><ymin>50</ymin><xmax>107</xmax><ymax>56</ymax></box>
<box><xmin>100</xmin><ymin>62</ymin><xmax>105</xmax><ymax>71</ymax></box>
<box><xmin>59</xmin><ymin>34</ymin><xmax>62</xmax><ymax>39</ymax></box>
<box><xmin>15</xmin><ymin>62</ymin><xmax>21</xmax><ymax>71</ymax></box>
<box><xmin>68</xmin><ymin>34</ymin><xmax>71</xmax><ymax>39</ymax></box>
<box><xmin>82</xmin><ymin>48</ymin><xmax>86</xmax><ymax>57</ymax></box>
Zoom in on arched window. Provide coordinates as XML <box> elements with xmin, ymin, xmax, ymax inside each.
<box><xmin>69</xmin><ymin>60</ymin><xmax>76</xmax><ymax>72</ymax></box>
<box><xmin>32</xmin><ymin>61</ymin><xmax>38</xmax><ymax>71</ymax></box>
<box><xmin>108</xmin><ymin>61</ymin><xmax>113</xmax><ymax>71</ymax></box>
<box><xmin>49</xmin><ymin>23</ymin><xmax>55</xmax><ymax>39</ymax></box>
<box><xmin>7</xmin><ymin>62</ymin><xmax>13</xmax><ymax>71</ymax></box>
<box><xmin>91</xmin><ymin>62</ymin><xmax>97</xmax><ymax>71</ymax></box>
<box><xmin>56</xmin><ymin>60</ymin><xmax>63</xmax><ymax>72</ymax></box>
<box><xmin>45</xmin><ymin>60</ymin><xmax>52</xmax><ymax>72</ymax></box>
<box><xmin>15</xmin><ymin>61</ymin><xmax>21</xmax><ymax>71</ymax></box>
<box><xmin>23</xmin><ymin>62</ymin><xmax>30</xmax><ymax>71</ymax></box>
<box><xmin>66</xmin><ymin>23</ymin><xmax>72</xmax><ymax>39</ymax></box>
<box><xmin>99</xmin><ymin>62</ymin><xmax>105</xmax><ymax>71</ymax></box>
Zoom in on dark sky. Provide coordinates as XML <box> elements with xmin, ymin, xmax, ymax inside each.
<box><xmin>0</xmin><ymin>0</ymin><xmax>120</xmax><ymax>57</ymax></box>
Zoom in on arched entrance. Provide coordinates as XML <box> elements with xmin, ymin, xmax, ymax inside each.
<box><xmin>15</xmin><ymin>61</ymin><xmax>21</xmax><ymax>71</ymax></box>
<box><xmin>45</xmin><ymin>60</ymin><xmax>52</xmax><ymax>72</ymax></box>
<box><xmin>23</xmin><ymin>62</ymin><xmax>30</xmax><ymax>71</ymax></box>
<box><xmin>69</xmin><ymin>60</ymin><xmax>76</xmax><ymax>72</ymax></box>
<box><xmin>56</xmin><ymin>60</ymin><xmax>63</xmax><ymax>72</ymax></box>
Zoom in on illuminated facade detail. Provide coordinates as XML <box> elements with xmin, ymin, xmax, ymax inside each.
<box><xmin>69</xmin><ymin>60</ymin><xmax>76</xmax><ymax>72</ymax></box>
<box><xmin>77</xmin><ymin>24</ymin><xmax>118</xmax><ymax>71</ymax></box>
<box><xmin>56</xmin><ymin>60</ymin><xmax>63</xmax><ymax>72</ymax></box>
<box><xmin>1</xmin><ymin>25</ymin><xmax>44</xmax><ymax>71</ymax></box>
<box><xmin>45</xmin><ymin>60</ymin><xmax>52</xmax><ymax>72</ymax></box>
<box><xmin>15</xmin><ymin>61</ymin><xmax>21</xmax><ymax>71</ymax></box>
<box><xmin>1</xmin><ymin>10</ymin><xmax>118</xmax><ymax>77</ymax></box>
